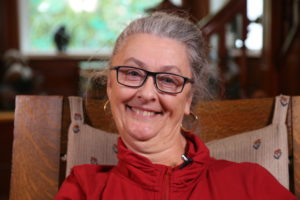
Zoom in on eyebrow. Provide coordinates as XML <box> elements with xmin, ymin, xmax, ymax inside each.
<box><xmin>124</xmin><ymin>57</ymin><xmax>182</xmax><ymax>74</ymax></box>
<box><xmin>124</xmin><ymin>57</ymin><xmax>145</xmax><ymax>68</ymax></box>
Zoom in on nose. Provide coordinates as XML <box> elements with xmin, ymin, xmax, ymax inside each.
<box><xmin>136</xmin><ymin>76</ymin><xmax>157</xmax><ymax>102</ymax></box>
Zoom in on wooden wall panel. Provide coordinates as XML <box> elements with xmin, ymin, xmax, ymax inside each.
<box><xmin>0</xmin><ymin>0</ymin><xmax>19</xmax><ymax>54</ymax></box>
<box><xmin>279</xmin><ymin>33</ymin><xmax>300</xmax><ymax>95</ymax></box>
<box><xmin>184</xmin><ymin>0</ymin><xmax>209</xmax><ymax>20</ymax></box>
<box><xmin>292</xmin><ymin>96</ymin><xmax>300</xmax><ymax>198</ymax></box>
<box><xmin>0</xmin><ymin>113</ymin><xmax>14</xmax><ymax>200</ymax></box>
<box><xmin>28</xmin><ymin>58</ymin><xmax>80</xmax><ymax>96</ymax></box>
<box><xmin>0</xmin><ymin>1</ymin><xmax>6</xmax><ymax>55</ymax></box>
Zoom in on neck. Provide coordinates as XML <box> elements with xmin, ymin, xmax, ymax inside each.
<box><xmin>123</xmin><ymin>129</ymin><xmax>187</xmax><ymax>167</ymax></box>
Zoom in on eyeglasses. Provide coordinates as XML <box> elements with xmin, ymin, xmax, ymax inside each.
<box><xmin>111</xmin><ymin>66</ymin><xmax>194</xmax><ymax>94</ymax></box>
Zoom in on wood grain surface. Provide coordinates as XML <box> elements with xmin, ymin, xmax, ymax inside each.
<box><xmin>10</xmin><ymin>96</ymin><xmax>63</xmax><ymax>200</ymax></box>
<box><xmin>79</xmin><ymin>98</ymin><xmax>275</xmax><ymax>141</ymax></box>
<box><xmin>191</xmin><ymin>98</ymin><xmax>275</xmax><ymax>142</ymax></box>
<box><xmin>84</xmin><ymin>98</ymin><xmax>118</xmax><ymax>133</ymax></box>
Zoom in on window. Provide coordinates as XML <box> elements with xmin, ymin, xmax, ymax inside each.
<box><xmin>209</xmin><ymin>0</ymin><xmax>263</xmax><ymax>52</ymax></box>
<box><xmin>245</xmin><ymin>0</ymin><xmax>263</xmax><ymax>51</ymax></box>
<box><xmin>18</xmin><ymin>0</ymin><xmax>161</xmax><ymax>55</ymax></box>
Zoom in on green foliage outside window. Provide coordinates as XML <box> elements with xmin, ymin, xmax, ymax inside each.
<box><xmin>28</xmin><ymin>0</ymin><xmax>161</xmax><ymax>53</ymax></box>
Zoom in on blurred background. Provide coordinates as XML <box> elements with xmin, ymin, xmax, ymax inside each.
<box><xmin>0</xmin><ymin>0</ymin><xmax>300</xmax><ymax>199</ymax></box>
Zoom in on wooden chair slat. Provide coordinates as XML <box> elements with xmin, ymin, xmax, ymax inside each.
<box><xmin>10</xmin><ymin>95</ymin><xmax>63</xmax><ymax>200</ymax></box>
<box><xmin>188</xmin><ymin>98</ymin><xmax>274</xmax><ymax>142</ymax></box>
<box><xmin>84</xmin><ymin>98</ymin><xmax>118</xmax><ymax>133</ymax></box>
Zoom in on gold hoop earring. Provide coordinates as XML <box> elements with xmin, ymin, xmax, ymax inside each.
<box><xmin>189</xmin><ymin>112</ymin><xmax>198</xmax><ymax>121</ymax></box>
<box><xmin>181</xmin><ymin>111</ymin><xmax>199</xmax><ymax>133</ymax></box>
<box><xmin>103</xmin><ymin>100</ymin><xmax>110</xmax><ymax>113</ymax></box>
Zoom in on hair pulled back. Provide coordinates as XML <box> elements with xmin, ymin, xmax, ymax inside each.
<box><xmin>111</xmin><ymin>12</ymin><xmax>213</xmax><ymax>106</ymax></box>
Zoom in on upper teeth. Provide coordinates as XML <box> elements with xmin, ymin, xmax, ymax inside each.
<box><xmin>132</xmin><ymin>108</ymin><xmax>155</xmax><ymax>116</ymax></box>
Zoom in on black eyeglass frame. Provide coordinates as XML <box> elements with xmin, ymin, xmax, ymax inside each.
<box><xmin>111</xmin><ymin>66</ymin><xmax>194</xmax><ymax>94</ymax></box>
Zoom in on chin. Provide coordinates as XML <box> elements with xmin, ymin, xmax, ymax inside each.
<box><xmin>125</xmin><ymin>126</ymin><xmax>158</xmax><ymax>142</ymax></box>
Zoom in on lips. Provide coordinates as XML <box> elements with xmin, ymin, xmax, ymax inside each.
<box><xmin>126</xmin><ymin>105</ymin><xmax>162</xmax><ymax>117</ymax></box>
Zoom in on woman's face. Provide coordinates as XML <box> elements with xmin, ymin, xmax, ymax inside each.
<box><xmin>107</xmin><ymin>33</ymin><xmax>193</xmax><ymax>148</ymax></box>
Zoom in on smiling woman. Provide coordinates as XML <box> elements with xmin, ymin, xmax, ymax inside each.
<box><xmin>55</xmin><ymin>12</ymin><xmax>297</xmax><ymax>200</ymax></box>
<box><xmin>107</xmin><ymin>33</ymin><xmax>193</xmax><ymax>156</ymax></box>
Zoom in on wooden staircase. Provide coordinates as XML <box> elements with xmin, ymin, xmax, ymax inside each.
<box><xmin>197</xmin><ymin>0</ymin><xmax>300</xmax><ymax>98</ymax></box>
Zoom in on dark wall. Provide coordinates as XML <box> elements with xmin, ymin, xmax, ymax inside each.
<box><xmin>28</xmin><ymin>57</ymin><xmax>81</xmax><ymax>96</ymax></box>
<box><xmin>0</xmin><ymin>117</ymin><xmax>13</xmax><ymax>200</ymax></box>
<box><xmin>0</xmin><ymin>0</ymin><xmax>19</xmax><ymax>82</ymax></box>
<box><xmin>0</xmin><ymin>0</ymin><xmax>19</xmax><ymax>55</ymax></box>
<box><xmin>0</xmin><ymin>1</ymin><xmax>5</xmax><ymax>56</ymax></box>
<box><xmin>0</xmin><ymin>1</ymin><xmax>19</xmax><ymax>197</ymax></box>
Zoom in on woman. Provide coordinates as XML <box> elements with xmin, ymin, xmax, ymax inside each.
<box><xmin>56</xmin><ymin>12</ymin><xmax>296</xmax><ymax>199</ymax></box>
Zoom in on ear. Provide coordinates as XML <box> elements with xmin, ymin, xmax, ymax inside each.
<box><xmin>184</xmin><ymin>92</ymin><xmax>193</xmax><ymax>115</ymax></box>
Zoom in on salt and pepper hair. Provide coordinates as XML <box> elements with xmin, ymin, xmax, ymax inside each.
<box><xmin>110</xmin><ymin>12</ymin><xmax>212</xmax><ymax>106</ymax></box>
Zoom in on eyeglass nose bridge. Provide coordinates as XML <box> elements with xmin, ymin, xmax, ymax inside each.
<box><xmin>139</xmin><ymin>70</ymin><xmax>160</xmax><ymax>91</ymax></box>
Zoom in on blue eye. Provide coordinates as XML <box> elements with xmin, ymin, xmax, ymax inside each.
<box><xmin>157</xmin><ymin>75</ymin><xmax>182</xmax><ymax>89</ymax></box>
<box><xmin>161</xmin><ymin>77</ymin><xmax>176</xmax><ymax>84</ymax></box>
<box><xmin>127</xmin><ymin>70</ymin><xmax>141</xmax><ymax>77</ymax></box>
<box><xmin>119</xmin><ymin>68</ymin><xmax>145</xmax><ymax>82</ymax></box>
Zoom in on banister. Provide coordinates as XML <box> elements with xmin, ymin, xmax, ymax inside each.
<box><xmin>197</xmin><ymin>0</ymin><xmax>248</xmax><ymax>98</ymax></box>
<box><xmin>280</xmin><ymin>0</ymin><xmax>300</xmax><ymax>62</ymax></box>
<box><xmin>198</xmin><ymin>0</ymin><xmax>248</xmax><ymax>37</ymax></box>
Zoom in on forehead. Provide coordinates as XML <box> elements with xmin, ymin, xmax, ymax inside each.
<box><xmin>112</xmin><ymin>33</ymin><xmax>191</xmax><ymax>75</ymax></box>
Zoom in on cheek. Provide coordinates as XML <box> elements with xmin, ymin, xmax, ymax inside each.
<box><xmin>167</xmin><ymin>93</ymin><xmax>192</xmax><ymax>117</ymax></box>
<box><xmin>161</xmin><ymin>95</ymin><xmax>187</xmax><ymax>115</ymax></box>
<box><xmin>108</xmin><ymin>80</ymin><xmax>136</xmax><ymax>107</ymax></box>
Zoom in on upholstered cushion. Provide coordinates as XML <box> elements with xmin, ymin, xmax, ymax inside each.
<box><xmin>66</xmin><ymin>97</ymin><xmax>118</xmax><ymax>176</ymax></box>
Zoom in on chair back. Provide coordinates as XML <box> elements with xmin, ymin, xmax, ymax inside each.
<box><xmin>9</xmin><ymin>95</ymin><xmax>300</xmax><ymax>199</ymax></box>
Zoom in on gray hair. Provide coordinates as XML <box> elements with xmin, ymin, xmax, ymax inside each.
<box><xmin>110</xmin><ymin>12</ymin><xmax>212</xmax><ymax>106</ymax></box>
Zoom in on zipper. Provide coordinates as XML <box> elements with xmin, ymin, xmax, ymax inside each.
<box><xmin>162</xmin><ymin>167</ymin><xmax>172</xmax><ymax>200</ymax></box>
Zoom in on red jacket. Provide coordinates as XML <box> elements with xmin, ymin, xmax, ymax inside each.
<box><xmin>55</xmin><ymin>132</ymin><xmax>297</xmax><ymax>200</ymax></box>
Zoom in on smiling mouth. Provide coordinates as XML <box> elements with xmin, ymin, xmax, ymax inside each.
<box><xmin>126</xmin><ymin>105</ymin><xmax>163</xmax><ymax>117</ymax></box>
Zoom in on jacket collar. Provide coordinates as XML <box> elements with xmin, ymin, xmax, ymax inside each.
<box><xmin>114</xmin><ymin>132</ymin><xmax>212</xmax><ymax>191</ymax></box>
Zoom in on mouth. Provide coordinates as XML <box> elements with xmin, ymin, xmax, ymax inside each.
<box><xmin>126</xmin><ymin>105</ymin><xmax>163</xmax><ymax>117</ymax></box>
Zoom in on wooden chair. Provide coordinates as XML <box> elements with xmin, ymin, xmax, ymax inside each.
<box><xmin>9</xmin><ymin>95</ymin><xmax>300</xmax><ymax>199</ymax></box>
